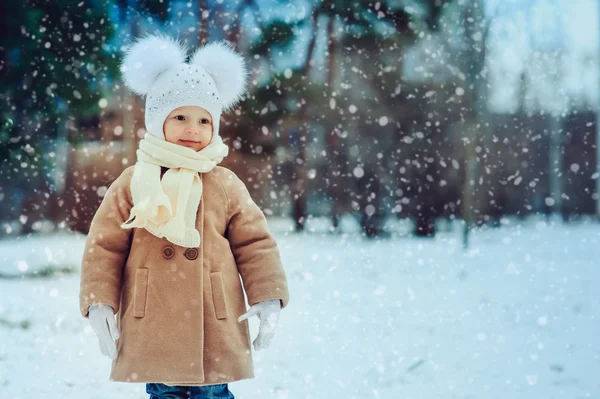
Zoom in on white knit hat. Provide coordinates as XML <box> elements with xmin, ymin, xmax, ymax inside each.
<box><xmin>120</xmin><ymin>32</ymin><xmax>248</xmax><ymax>141</ymax></box>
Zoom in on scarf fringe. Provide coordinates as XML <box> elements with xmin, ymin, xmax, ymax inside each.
<box><xmin>120</xmin><ymin>194</ymin><xmax>173</xmax><ymax>229</ymax></box>
<box><xmin>144</xmin><ymin>221</ymin><xmax>201</xmax><ymax>248</ymax></box>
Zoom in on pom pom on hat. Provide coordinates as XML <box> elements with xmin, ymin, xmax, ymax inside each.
<box><xmin>119</xmin><ymin>32</ymin><xmax>249</xmax><ymax>140</ymax></box>
<box><xmin>120</xmin><ymin>33</ymin><xmax>188</xmax><ymax>96</ymax></box>
<box><xmin>190</xmin><ymin>41</ymin><xmax>249</xmax><ymax>112</ymax></box>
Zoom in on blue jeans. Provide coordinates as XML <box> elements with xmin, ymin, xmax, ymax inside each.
<box><xmin>145</xmin><ymin>383</ymin><xmax>235</xmax><ymax>399</ymax></box>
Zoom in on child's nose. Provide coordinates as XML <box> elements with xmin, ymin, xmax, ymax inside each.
<box><xmin>184</xmin><ymin>126</ymin><xmax>199</xmax><ymax>134</ymax></box>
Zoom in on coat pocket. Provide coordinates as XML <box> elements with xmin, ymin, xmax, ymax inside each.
<box><xmin>133</xmin><ymin>268</ymin><xmax>149</xmax><ymax>318</ymax></box>
<box><xmin>210</xmin><ymin>272</ymin><xmax>228</xmax><ymax>320</ymax></box>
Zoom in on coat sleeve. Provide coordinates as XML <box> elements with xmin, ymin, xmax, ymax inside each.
<box><xmin>79</xmin><ymin>167</ymin><xmax>134</xmax><ymax>318</ymax></box>
<box><xmin>224</xmin><ymin>171</ymin><xmax>290</xmax><ymax>310</ymax></box>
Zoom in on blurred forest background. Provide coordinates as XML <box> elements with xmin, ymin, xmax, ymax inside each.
<box><xmin>0</xmin><ymin>0</ymin><xmax>598</xmax><ymax>247</ymax></box>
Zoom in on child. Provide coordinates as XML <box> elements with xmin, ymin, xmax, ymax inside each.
<box><xmin>79</xmin><ymin>33</ymin><xmax>290</xmax><ymax>398</ymax></box>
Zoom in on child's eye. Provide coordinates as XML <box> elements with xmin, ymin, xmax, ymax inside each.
<box><xmin>200</xmin><ymin>118</ymin><xmax>210</xmax><ymax>124</ymax></box>
<box><xmin>175</xmin><ymin>115</ymin><xmax>185</xmax><ymax>121</ymax></box>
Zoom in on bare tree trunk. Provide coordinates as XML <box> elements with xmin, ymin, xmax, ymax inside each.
<box><xmin>461</xmin><ymin>0</ymin><xmax>491</xmax><ymax>249</ymax></box>
<box><xmin>324</xmin><ymin>14</ymin><xmax>346</xmax><ymax>233</ymax></box>
<box><xmin>48</xmin><ymin>106</ymin><xmax>70</xmax><ymax>231</ymax></box>
<box><xmin>301</xmin><ymin>10</ymin><xmax>319</xmax><ymax>77</ymax></box>
<box><xmin>197</xmin><ymin>0</ymin><xmax>209</xmax><ymax>46</ymax></box>
<box><xmin>226</xmin><ymin>1</ymin><xmax>246</xmax><ymax>46</ymax></box>
<box><xmin>548</xmin><ymin>114</ymin><xmax>563</xmax><ymax>217</ymax></box>
<box><xmin>247</xmin><ymin>1</ymin><xmax>274</xmax><ymax>76</ymax></box>
<box><xmin>462</xmin><ymin>125</ymin><xmax>479</xmax><ymax>249</ymax></box>
<box><xmin>291</xmin><ymin>9</ymin><xmax>320</xmax><ymax>232</ymax></box>
<box><xmin>596</xmin><ymin>0</ymin><xmax>600</xmax><ymax>219</ymax></box>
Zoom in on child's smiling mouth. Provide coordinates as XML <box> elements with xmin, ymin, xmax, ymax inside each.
<box><xmin>179</xmin><ymin>139</ymin><xmax>200</xmax><ymax>146</ymax></box>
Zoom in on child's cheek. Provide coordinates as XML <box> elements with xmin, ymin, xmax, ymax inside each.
<box><xmin>163</xmin><ymin>123</ymin><xmax>177</xmax><ymax>144</ymax></box>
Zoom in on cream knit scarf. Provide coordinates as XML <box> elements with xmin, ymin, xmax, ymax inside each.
<box><xmin>120</xmin><ymin>132</ymin><xmax>229</xmax><ymax>248</ymax></box>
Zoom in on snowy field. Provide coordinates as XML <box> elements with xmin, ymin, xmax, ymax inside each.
<box><xmin>0</xmin><ymin>214</ymin><xmax>599</xmax><ymax>399</ymax></box>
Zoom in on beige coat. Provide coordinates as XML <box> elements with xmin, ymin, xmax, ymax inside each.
<box><xmin>79</xmin><ymin>165</ymin><xmax>290</xmax><ymax>386</ymax></box>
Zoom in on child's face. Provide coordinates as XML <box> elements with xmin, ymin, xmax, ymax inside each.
<box><xmin>163</xmin><ymin>106</ymin><xmax>213</xmax><ymax>151</ymax></box>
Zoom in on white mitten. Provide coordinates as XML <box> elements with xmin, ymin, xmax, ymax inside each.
<box><xmin>88</xmin><ymin>303</ymin><xmax>120</xmax><ymax>360</ymax></box>
<box><xmin>237</xmin><ymin>299</ymin><xmax>281</xmax><ymax>351</ymax></box>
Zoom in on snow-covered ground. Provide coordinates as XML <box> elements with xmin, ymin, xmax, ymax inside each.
<box><xmin>0</xmin><ymin>214</ymin><xmax>599</xmax><ymax>398</ymax></box>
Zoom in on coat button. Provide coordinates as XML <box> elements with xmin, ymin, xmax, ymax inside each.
<box><xmin>163</xmin><ymin>245</ymin><xmax>175</xmax><ymax>259</ymax></box>
<box><xmin>184</xmin><ymin>248</ymin><xmax>198</xmax><ymax>260</ymax></box>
